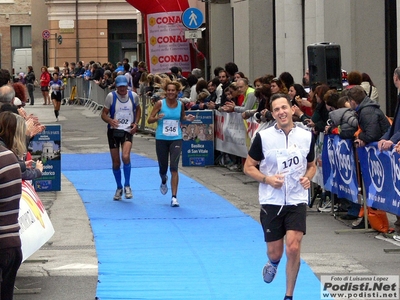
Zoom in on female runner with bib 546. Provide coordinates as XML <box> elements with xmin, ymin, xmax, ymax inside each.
<box><xmin>147</xmin><ymin>81</ymin><xmax>195</xmax><ymax>207</ymax></box>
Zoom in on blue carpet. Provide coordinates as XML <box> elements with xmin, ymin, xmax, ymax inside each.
<box><xmin>63</xmin><ymin>153</ymin><xmax>325</xmax><ymax>300</ymax></box>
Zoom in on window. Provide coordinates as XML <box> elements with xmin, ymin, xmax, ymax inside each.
<box><xmin>11</xmin><ymin>26</ymin><xmax>31</xmax><ymax>48</ymax></box>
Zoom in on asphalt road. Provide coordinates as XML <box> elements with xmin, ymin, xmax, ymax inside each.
<box><xmin>13</xmin><ymin>92</ymin><xmax>400</xmax><ymax>300</ymax></box>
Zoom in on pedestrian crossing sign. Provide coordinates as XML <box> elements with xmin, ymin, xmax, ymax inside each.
<box><xmin>182</xmin><ymin>8</ymin><xmax>204</xmax><ymax>30</ymax></box>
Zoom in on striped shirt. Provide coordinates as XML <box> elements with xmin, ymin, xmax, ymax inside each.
<box><xmin>0</xmin><ymin>145</ymin><xmax>22</xmax><ymax>249</ymax></box>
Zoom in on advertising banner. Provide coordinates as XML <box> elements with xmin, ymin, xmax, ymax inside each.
<box><xmin>182</xmin><ymin>110</ymin><xmax>214</xmax><ymax>166</ymax></box>
<box><xmin>19</xmin><ymin>181</ymin><xmax>55</xmax><ymax>262</ymax></box>
<box><xmin>357</xmin><ymin>143</ymin><xmax>400</xmax><ymax>215</ymax></box>
<box><xmin>322</xmin><ymin>134</ymin><xmax>359</xmax><ymax>203</ymax></box>
<box><xmin>215</xmin><ymin>110</ymin><xmax>248</xmax><ymax>158</ymax></box>
<box><xmin>146</xmin><ymin>12</ymin><xmax>191</xmax><ymax>74</ymax></box>
<box><xmin>30</xmin><ymin>125</ymin><xmax>61</xmax><ymax>191</ymax></box>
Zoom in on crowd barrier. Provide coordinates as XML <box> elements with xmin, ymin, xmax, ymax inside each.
<box><xmin>62</xmin><ymin>80</ymin><xmax>399</xmax><ymax>217</ymax></box>
<box><xmin>322</xmin><ymin>134</ymin><xmax>400</xmax><ymax>216</ymax></box>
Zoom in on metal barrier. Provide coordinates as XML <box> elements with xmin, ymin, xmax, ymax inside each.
<box><xmin>64</xmin><ymin>78</ymin><xmax>155</xmax><ymax>134</ymax></box>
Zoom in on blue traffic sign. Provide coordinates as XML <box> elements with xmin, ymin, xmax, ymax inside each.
<box><xmin>182</xmin><ymin>8</ymin><xmax>204</xmax><ymax>30</ymax></box>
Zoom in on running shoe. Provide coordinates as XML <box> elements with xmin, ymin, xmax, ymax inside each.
<box><xmin>160</xmin><ymin>175</ymin><xmax>168</xmax><ymax>195</ymax></box>
<box><xmin>262</xmin><ymin>261</ymin><xmax>278</xmax><ymax>283</ymax></box>
<box><xmin>393</xmin><ymin>235</ymin><xmax>400</xmax><ymax>242</ymax></box>
<box><xmin>113</xmin><ymin>188</ymin><xmax>123</xmax><ymax>201</ymax></box>
<box><xmin>171</xmin><ymin>197</ymin><xmax>180</xmax><ymax>207</ymax></box>
<box><xmin>124</xmin><ymin>186</ymin><xmax>133</xmax><ymax>199</ymax></box>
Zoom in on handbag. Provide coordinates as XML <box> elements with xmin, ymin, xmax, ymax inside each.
<box><xmin>112</xmin><ymin>129</ymin><xmax>126</xmax><ymax>138</ymax></box>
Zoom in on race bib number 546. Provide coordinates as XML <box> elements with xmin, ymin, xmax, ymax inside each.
<box><xmin>163</xmin><ymin>120</ymin><xmax>179</xmax><ymax>136</ymax></box>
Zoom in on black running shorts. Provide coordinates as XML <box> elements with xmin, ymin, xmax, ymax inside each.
<box><xmin>260</xmin><ymin>203</ymin><xmax>307</xmax><ymax>242</ymax></box>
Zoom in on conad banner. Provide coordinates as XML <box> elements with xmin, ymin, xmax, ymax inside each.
<box><xmin>19</xmin><ymin>181</ymin><xmax>55</xmax><ymax>262</ymax></box>
<box><xmin>357</xmin><ymin>143</ymin><xmax>400</xmax><ymax>216</ymax></box>
<box><xmin>125</xmin><ymin>0</ymin><xmax>191</xmax><ymax>74</ymax></box>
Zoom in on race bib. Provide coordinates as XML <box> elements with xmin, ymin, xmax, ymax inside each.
<box><xmin>276</xmin><ymin>146</ymin><xmax>302</xmax><ymax>176</ymax></box>
<box><xmin>162</xmin><ymin>119</ymin><xmax>179</xmax><ymax>136</ymax></box>
<box><xmin>116</xmin><ymin>111</ymin><xmax>132</xmax><ymax>130</ymax></box>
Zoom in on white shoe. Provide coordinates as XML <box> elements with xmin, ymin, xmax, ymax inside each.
<box><xmin>124</xmin><ymin>186</ymin><xmax>133</xmax><ymax>199</ymax></box>
<box><xmin>171</xmin><ymin>197</ymin><xmax>179</xmax><ymax>207</ymax></box>
<box><xmin>113</xmin><ymin>188</ymin><xmax>123</xmax><ymax>201</ymax></box>
<box><xmin>160</xmin><ymin>175</ymin><xmax>168</xmax><ymax>195</ymax></box>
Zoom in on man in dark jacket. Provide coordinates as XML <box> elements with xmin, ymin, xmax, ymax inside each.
<box><xmin>348</xmin><ymin>85</ymin><xmax>390</xmax><ymax>147</ymax></box>
<box><xmin>378</xmin><ymin>66</ymin><xmax>400</xmax><ymax>241</ymax></box>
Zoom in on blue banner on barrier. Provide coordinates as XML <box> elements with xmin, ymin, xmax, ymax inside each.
<box><xmin>322</xmin><ymin>135</ymin><xmax>358</xmax><ymax>202</ymax></box>
<box><xmin>182</xmin><ymin>110</ymin><xmax>214</xmax><ymax>166</ymax></box>
<box><xmin>357</xmin><ymin>143</ymin><xmax>400</xmax><ymax>215</ymax></box>
<box><xmin>30</xmin><ymin>125</ymin><xmax>61</xmax><ymax>191</ymax></box>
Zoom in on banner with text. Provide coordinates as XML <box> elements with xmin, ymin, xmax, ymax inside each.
<box><xmin>357</xmin><ymin>143</ymin><xmax>400</xmax><ymax>215</ymax></box>
<box><xmin>215</xmin><ymin>111</ymin><xmax>249</xmax><ymax>158</ymax></box>
<box><xmin>19</xmin><ymin>181</ymin><xmax>55</xmax><ymax>262</ymax></box>
<box><xmin>30</xmin><ymin>125</ymin><xmax>61</xmax><ymax>191</ymax></box>
<box><xmin>322</xmin><ymin>134</ymin><xmax>359</xmax><ymax>203</ymax></box>
<box><xmin>182</xmin><ymin>110</ymin><xmax>214</xmax><ymax>166</ymax></box>
<box><xmin>146</xmin><ymin>12</ymin><xmax>191</xmax><ymax>74</ymax></box>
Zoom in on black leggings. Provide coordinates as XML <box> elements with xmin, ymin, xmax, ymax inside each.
<box><xmin>155</xmin><ymin>139</ymin><xmax>182</xmax><ymax>177</ymax></box>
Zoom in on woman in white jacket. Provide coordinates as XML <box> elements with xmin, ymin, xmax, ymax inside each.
<box><xmin>361</xmin><ymin>72</ymin><xmax>379</xmax><ymax>102</ymax></box>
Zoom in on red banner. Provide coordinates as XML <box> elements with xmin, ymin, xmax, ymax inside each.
<box><xmin>125</xmin><ymin>0</ymin><xmax>189</xmax><ymax>15</ymax></box>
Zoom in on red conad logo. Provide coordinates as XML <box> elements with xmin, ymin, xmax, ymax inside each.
<box><xmin>158</xmin><ymin>55</ymin><xmax>190</xmax><ymax>63</ymax></box>
<box><xmin>156</xmin><ymin>16</ymin><xmax>182</xmax><ymax>24</ymax></box>
<box><xmin>157</xmin><ymin>36</ymin><xmax>187</xmax><ymax>44</ymax></box>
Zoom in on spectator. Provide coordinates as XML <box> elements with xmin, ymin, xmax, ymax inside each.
<box><xmin>218</xmin><ymin>69</ymin><xmax>231</xmax><ymax>106</ymax></box>
<box><xmin>303</xmin><ymin>69</ymin><xmax>310</xmax><ymax>89</ymax></box>
<box><xmin>12</xmin><ymin>82</ymin><xmax>28</xmax><ymax>106</ymax></box>
<box><xmin>234</xmin><ymin>71</ymin><xmax>246</xmax><ymax>82</ymax></box>
<box><xmin>0</xmin><ymin>84</ymin><xmax>15</xmax><ymax>107</ymax></box>
<box><xmin>97</xmin><ymin>70</ymin><xmax>113</xmax><ymax>89</ymax></box>
<box><xmin>0</xmin><ymin>111</ymin><xmax>22</xmax><ymax>300</ymax></box>
<box><xmin>307</xmin><ymin>84</ymin><xmax>330</xmax><ymax>133</ymax></box>
<box><xmin>25</xmin><ymin>66</ymin><xmax>36</xmax><ymax>105</ymax></box>
<box><xmin>279</xmin><ymin>71</ymin><xmax>295</xmax><ymax>91</ymax></box>
<box><xmin>132</xmin><ymin>61</ymin><xmax>146</xmax><ymax>92</ymax></box>
<box><xmin>0</xmin><ymin>69</ymin><xmax>11</xmax><ymax>87</ymax></box>
<box><xmin>187</xmin><ymin>74</ymin><xmax>199</xmax><ymax>104</ymax></box>
<box><xmin>124</xmin><ymin>63</ymin><xmax>133</xmax><ymax>90</ymax></box>
<box><xmin>346</xmin><ymin>71</ymin><xmax>362</xmax><ymax>89</ymax></box>
<box><xmin>270</xmin><ymin>77</ymin><xmax>288</xmax><ymax>94</ymax></box>
<box><xmin>170</xmin><ymin>66</ymin><xmax>180</xmax><ymax>79</ymax></box>
<box><xmin>349</xmin><ymin>85</ymin><xmax>390</xmax><ymax>147</ymax></box>
<box><xmin>289</xmin><ymin>83</ymin><xmax>312</xmax><ymax>117</ymax></box>
<box><xmin>347</xmin><ymin>86</ymin><xmax>390</xmax><ymax>228</ymax></box>
<box><xmin>223</xmin><ymin>78</ymin><xmax>257</xmax><ymax>114</ymax></box>
<box><xmin>40</xmin><ymin>66</ymin><xmax>51</xmax><ymax>105</ymax></box>
<box><xmin>378</xmin><ymin>67</ymin><xmax>400</xmax><ymax>239</ymax></box>
<box><xmin>75</xmin><ymin>61</ymin><xmax>85</xmax><ymax>77</ymax></box>
<box><xmin>224</xmin><ymin>62</ymin><xmax>239</xmax><ymax>82</ymax></box>
<box><xmin>361</xmin><ymin>72</ymin><xmax>379</xmax><ymax>102</ymax></box>
<box><xmin>191</xmin><ymin>68</ymin><xmax>203</xmax><ymax>80</ymax></box>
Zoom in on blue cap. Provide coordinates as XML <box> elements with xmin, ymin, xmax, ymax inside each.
<box><xmin>115</xmin><ymin>75</ymin><xmax>128</xmax><ymax>87</ymax></box>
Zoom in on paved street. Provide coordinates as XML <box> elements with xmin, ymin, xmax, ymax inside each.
<box><xmin>13</xmin><ymin>92</ymin><xmax>400</xmax><ymax>300</ymax></box>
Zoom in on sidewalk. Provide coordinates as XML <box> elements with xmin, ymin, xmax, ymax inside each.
<box><xmin>14</xmin><ymin>94</ymin><xmax>400</xmax><ymax>299</ymax></box>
